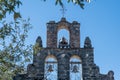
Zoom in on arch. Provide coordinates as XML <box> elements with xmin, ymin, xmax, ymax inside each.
<box><xmin>44</xmin><ymin>55</ymin><xmax>58</xmax><ymax>80</ymax></box>
<box><xmin>45</xmin><ymin>55</ymin><xmax>57</xmax><ymax>62</ymax></box>
<box><xmin>57</xmin><ymin>29</ymin><xmax>70</xmax><ymax>48</ymax></box>
<box><xmin>57</xmin><ymin>21</ymin><xmax>70</xmax><ymax>31</ymax></box>
<box><xmin>70</xmin><ymin>55</ymin><xmax>83</xmax><ymax>80</ymax></box>
<box><xmin>70</xmin><ymin>55</ymin><xmax>82</xmax><ymax>62</ymax></box>
<box><xmin>47</xmin><ymin>18</ymin><xmax>80</xmax><ymax>48</ymax></box>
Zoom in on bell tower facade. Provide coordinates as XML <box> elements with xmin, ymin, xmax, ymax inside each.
<box><xmin>14</xmin><ymin>18</ymin><xmax>114</xmax><ymax>80</ymax></box>
<box><xmin>47</xmin><ymin>17</ymin><xmax>80</xmax><ymax>48</ymax></box>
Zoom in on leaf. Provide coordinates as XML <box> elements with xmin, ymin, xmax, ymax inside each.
<box><xmin>16</xmin><ymin>0</ymin><xmax>22</xmax><ymax>8</ymax></box>
<box><xmin>0</xmin><ymin>14</ymin><xmax>3</xmax><ymax>20</ymax></box>
<box><xmin>25</xmin><ymin>58</ymin><xmax>31</xmax><ymax>62</ymax></box>
<box><xmin>79</xmin><ymin>3</ymin><xmax>84</xmax><ymax>9</ymax></box>
<box><xmin>2</xmin><ymin>10</ymin><xmax>6</xmax><ymax>16</ymax></box>
<box><xmin>15</xmin><ymin>21</ymin><xmax>20</xmax><ymax>24</ymax></box>
<box><xmin>14</xmin><ymin>12</ymin><xmax>21</xmax><ymax>20</ymax></box>
<box><xmin>59</xmin><ymin>0</ymin><xmax>63</xmax><ymax>6</ymax></box>
<box><xmin>67</xmin><ymin>0</ymin><xmax>70</xmax><ymax>3</ymax></box>
<box><xmin>55</xmin><ymin>0</ymin><xmax>59</xmax><ymax>5</ymax></box>
<box><xmin>55</xmin><ymin>0</ymin><xmax>63</xmax><ymax>7</ymax></box>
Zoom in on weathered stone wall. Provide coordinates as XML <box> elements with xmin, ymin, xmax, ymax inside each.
<box><xmin>14</xmin><ymin>48</ymin><xmax>106</xmax><ymax>80</ymax></box>
<box><xmin>26</xmin><ymin>48</ymin><xmax>96</xmax><ymax>80</ymax></box>
<box><xmin>13</xmin><ymin>18</ymin><xmax>114</xmax><ymax>80</ymax></box>
<box><xmin>47</xmin><ymin>18</ymin><xmax>80</xmax><ymax>48</ymax></box>
<box><xmin>47</xmin><ymin>21</ymin><xmax>57</xmax><ymax>48</ymax></box>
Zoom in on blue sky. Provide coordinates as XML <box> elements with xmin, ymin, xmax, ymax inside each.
<box><xmin>20</xmin><ymin>0</ymin><xmax>120</xmax><ymax>79</ymax></box>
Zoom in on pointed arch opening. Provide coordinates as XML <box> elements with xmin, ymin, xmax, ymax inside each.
<box><xmin>70</xmin><ymin>55</ymin><xmax>83</xmax><ymax>80</ymax></box>
<box><xmin>44</xmin><ymin>55</ymin><xmax>58</xmax><ymax>80</ymax></box>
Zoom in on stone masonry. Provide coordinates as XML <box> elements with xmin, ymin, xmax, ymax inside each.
<box><xmin>13</xmin><ymin>18</ymin><xmax>114</xmax><ymax>80</ymax></box>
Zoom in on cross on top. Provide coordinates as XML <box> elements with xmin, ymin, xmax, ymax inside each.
<box><xmin>60</xmin><ymin>5</ymin><xmax>67</xmax><ymax>17</ymax></box>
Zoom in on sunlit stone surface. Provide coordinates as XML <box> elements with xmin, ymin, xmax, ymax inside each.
<box><xmin>13</xmin><ymin>18</ymin><xmax>114</xmax><ymax>80</ymax></box>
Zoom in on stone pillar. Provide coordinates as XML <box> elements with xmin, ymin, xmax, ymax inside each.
<box><xmin>82</xmin><ymin>48</ymin><xmax>95</xmax><ymax>80</ymax></box>
<box><xmin>70</xmin><ymin>21</ymin><xmax>80</xmax><ymax>48</ymax></box>
<box><xmin>47</xmin><ymin>21</ymin><xmax>57</xmax><ymax>48</ymax></box>
<box><xmin>58</xmin><ymin>54</ymin><xmax>69</xmax><ymax>80</ymax></box>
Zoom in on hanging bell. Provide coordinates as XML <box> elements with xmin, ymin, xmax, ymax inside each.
<box><xmin>48</xmin><ymin>65</ymin><xmax>53</xmax><ymax>72</ymax></box>
<box><xmin>72</xmin><ymin>65</ymin><xmax>78</xmax><ymax>73</ymax></box>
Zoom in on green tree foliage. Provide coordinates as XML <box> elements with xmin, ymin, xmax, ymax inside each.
<box><xmin>0</xmin><ymin>0</ymin><xmax>90</xmax><ymax>20</ymax></box>
<box><xmin>43</xmin><ymin>0</ymin><xmax>90</xmax><ymax>9</ymax></box>
<box><xmin>0</xmin><ymin>0</ymin><xmax>22</xmax><ymax>20</ymax></box>
<box><xmin>0</xmin><ymin>18</ymin><xmax>32</xmax><ymax>80</ymax></box>
<box><xmin>33</xmin><ymin>42</ymin><xmax>42</xmax><ymax>55</ymax></box>
<box><xmin>0</xmin><ymin>0</ymin><xmax>32</xmax><ymax>79</ymax></box>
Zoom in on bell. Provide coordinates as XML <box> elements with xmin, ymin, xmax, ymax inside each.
<box><xmin>48</xmin><ymin>65</ymin><xmax>53</xmax><ymax>72</ymax></box>
<box><xmin>72</xmin><ymin>65</ymin><xmax>78</xmax><ymax>73</ymax></box>
<box><xmin>59</xmin><ymin>37</ymin><xmax>68</xmax><ymax>48</ymax></box>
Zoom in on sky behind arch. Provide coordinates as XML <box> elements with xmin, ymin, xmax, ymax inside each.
<box><xmin>20</xmin><ymin>0</ymin><xmax>120</xmax><ymax>79</ymax></box>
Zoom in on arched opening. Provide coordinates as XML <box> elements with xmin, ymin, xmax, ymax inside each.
<box><xmin>70</xmin><ymin>55</ymin><xmax>83</xmax><ymax>80</ymax></box>
<box><xmin>44</xmin><ymin>55</ymin><xmax>58</xmax><ymax>80</ymax></box>
<box><xmin>57</xmin><ymin>29</ymin><xmax>70</xmax><ymax>48</ymax></box>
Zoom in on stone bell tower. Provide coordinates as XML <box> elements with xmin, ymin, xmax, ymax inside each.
<box><xmin>47</xmin><ymin>17</ymin><xmax>80</xmax><ymax>48</ymax></box>
<box><xmin>13</xmin><ymin>18</ymin><xmax>114</xmax><ymax>80</ymax></box>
